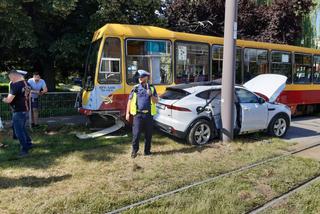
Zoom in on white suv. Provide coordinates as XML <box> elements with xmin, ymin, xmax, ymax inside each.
<box><xmin>154</xmin><ymin>74</ymin><xmax>291</xmax><ymax>145</ymax></box>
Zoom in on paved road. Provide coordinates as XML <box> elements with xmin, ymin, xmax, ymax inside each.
<box><xmin>284</xmin><ymin>116</ymin><xmax>320</xmax><ymax>160</ymax></box>
<box><xmin>285</xmin><ymin>116</ymin><xmax>320</xmax><ymax>146</ymax></box>
<box><xmin>39</xmin><ymin>115</ymin><xmax>88</xmax><ymax>126</ymax></box>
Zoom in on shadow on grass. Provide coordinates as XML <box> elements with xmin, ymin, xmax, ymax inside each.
<box><xmin>0</xmin><ymin>125</ymin><xmax>272</xmax><ymax>170</ymax></box>
<box><xmin>0</xmin><ymin>126</ymin><xmax>130</xmax><ymax>169</ymax></box>
<box><xmin>0</xmin><ymin>174</ymin><xmax>72</xmax><ymax>189</ymax></box>
<box><xmin>153</xmin><ymin>144</ymin><xmax>213</xmax><ymax>156</ymax></box>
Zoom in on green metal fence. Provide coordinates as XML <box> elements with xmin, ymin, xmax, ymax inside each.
<box><xmin>0</xmin><ymin>92</ymin><xmax>79</xmax><ymax>121</ymax></box>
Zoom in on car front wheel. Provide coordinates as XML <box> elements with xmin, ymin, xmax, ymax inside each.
<box><xmin>187</xmin><ymin>119</ymin><xmax>212</xmax><ymax>145</ymax></box>
<box><xmin>268</xmin><ymin>115</ymin><xmax>289</xmax><ymax>138</ymax></box>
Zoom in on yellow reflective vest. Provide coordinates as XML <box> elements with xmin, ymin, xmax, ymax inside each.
<box><xmin>130</xmin><ymin>85</ymin><xmax>157</xmax><ymax>116</ymax></box>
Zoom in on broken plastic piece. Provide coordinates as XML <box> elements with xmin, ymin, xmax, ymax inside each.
<box><xmin>76</xmin><ymin>119</ymin><xmax>125</xmax><ymax>139</ymax></box>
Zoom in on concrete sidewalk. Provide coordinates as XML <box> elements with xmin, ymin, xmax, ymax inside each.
<box><xmin>284</xmin><ymin>116</ymin><xmax>320</xmax><ymax>147</ymax></box>
<box><xmin>284</xmin><ymin>116</ymin><xmax>320</xmax><ymax>160</ymax></box>
<box><xmin>40</xmin><ymin>115</ymin><xmax>88</xmax><ymax>126</ymax></box>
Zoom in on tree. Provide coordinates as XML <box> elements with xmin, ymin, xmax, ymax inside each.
<box><xmin>164</xmin><ymin>0</ymin><xmax>314</xmax><ymax>45</ymax></box>
<box><xmin>0</xmin><ymin>0</ymin><xmax>164</xmax><ymax>90</ymax></box>
<box><xmin>90</xmin><ymin>0</ymin><xmax>165</xmax><ymax>30</ymax></box>
<box><xmin>0</xmin><ymin>0</ymin><xmax>94</xmax><ymax>90</ymax></box>
<box><xmin>256</xmin><ymin>0</ymin><xmax>315</xmax><ymax>44</ymax></box>
<box><xmin>301</xmin><ymin>0</ymin><xmax>320</xmax><ymax>48</ymax></box>
<box><xmin>0</xmin><ymin>0</ymin><xmax>316</xmax><ymax>90</ymax></box>
<box><xmin>0</xmin><ymin>0</ymin><xmax>37</xmax><ymax>69</ymax></box>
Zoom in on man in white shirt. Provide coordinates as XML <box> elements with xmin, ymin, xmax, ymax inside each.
<box><xmin>28</xmin><ymin>72</ymin><xmax>48</xmax><ymax>127</ymax></box>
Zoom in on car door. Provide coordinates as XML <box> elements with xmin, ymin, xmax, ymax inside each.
<box><xmin>236</xmin><ymin>88</ymin><xmax>268</xmax><ymax>133</ymax></box>
<box><xmin>203</xmin><ymin>89</ymin><xmax>238</xmax><ymax>130</ymax></box>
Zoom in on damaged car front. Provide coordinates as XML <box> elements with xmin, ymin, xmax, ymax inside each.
<box><xmin>154</xmin><ymin>74</ymin><xmax>291</xmax><ymax>145</ymax></box>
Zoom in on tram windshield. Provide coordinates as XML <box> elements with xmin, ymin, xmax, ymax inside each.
<box><xmin>84</xmin><ymin>39</ymin><xmax>101</xmax><ymax>90</ymax></box>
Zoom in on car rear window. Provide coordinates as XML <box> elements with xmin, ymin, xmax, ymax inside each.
<box><xmin>161</xmin><ymin>88</ymin><xmax>190</xmax><ymax>100</ymax></box>
<box><xmin>196</xmin><ymin>90</ymin><xmax>220</xmax><ymax>100</ymax></box>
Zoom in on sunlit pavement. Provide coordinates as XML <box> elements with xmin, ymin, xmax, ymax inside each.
<box><xmin>285</xmin><ymin>116</ymin><xmax>320</xmax><ymax>145</ymax></box>
<box><xmin>285</xmin><ymin>116</ymin><xmax>320</xmax><ymax>160</ymax></box>
<box><xmin>40</xmin><ymin>115</ymin><xmax>88</xmax><ymax>126</ymax></box>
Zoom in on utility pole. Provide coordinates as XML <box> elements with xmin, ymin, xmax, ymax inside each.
<box><xmin>221</xmin><ymin>0</ymin><xmax>238</xmax><ymax>142</ymax></box>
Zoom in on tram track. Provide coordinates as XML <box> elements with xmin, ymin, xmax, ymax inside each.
<box><xmin>106</xmin><ymin>142</ymin><xmax>320</xmax><ymax>214</ymax></box>
<box><xmin>247</xmin><ymin>174</ymin><xmax>320</xmax><ymax>214</ymax></box>
<box><xmin>247</xmin><ymin>142</ymin><xmax>320</xmax><ymax>214</ymax></box>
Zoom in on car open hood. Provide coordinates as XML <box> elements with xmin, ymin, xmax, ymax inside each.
<box><xmin>243</xmin><ymin>74</ymin><xmax>287</xmax><ymax>103</ymax></box>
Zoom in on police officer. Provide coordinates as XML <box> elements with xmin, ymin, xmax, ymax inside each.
<box><xmin>126</xmin><ymin>70</ymin><xmax>158</xmax><ymax>158</ymax></box>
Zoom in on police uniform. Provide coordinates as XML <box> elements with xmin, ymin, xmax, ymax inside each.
<box><xmin>129</xmin><ymin>81</ymin><xmax>157</xmax><ymax>156</ymax></box>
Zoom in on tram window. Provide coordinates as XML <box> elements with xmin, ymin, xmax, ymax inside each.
<box><xmin>126</xmin><ymin>39</ymin><xmax>172</xmax><ymax>85</ymax></box>
<box><xmin>293</xmin><ymin>54</ymin><xmax>312</xmax><ymax>84</ymax></box>
<box><xmin>244</xmin><ymin>48</ymin><xmax>268</xmax><ymax>82</ymax></box>
<box><xmin>85</xmin><ymin>39</ymin><xmax>101</xmax><ymax>90</ymax></box>
<box><xmin>313</xmin><ymin>55</ymin><xmax>320</xmax><ymax>84</ymax></box>
<box><xmin>98</xmin><ymin>37</ymin><xmax>121</xmax><ymax>84</ymax></box>
<box><xmin>212</xmin><ymin>45</ymin><xmax>242</xmax><ymax>84</ymax></box>
<box><xmin>271</xmin><ymin>51</ymin><xmax>292</xmax><ymax>84</ymax></box>
<box><xmin>175</xmin><ymin>42</ymin><xmax>209</xmax><ymax>84</ymax></box>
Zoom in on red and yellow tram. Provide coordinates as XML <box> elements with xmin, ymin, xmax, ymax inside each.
<box><xmin>79</xmin><ymin>24</ymin><xmax>320</xmax><ymax>125</ymax></box>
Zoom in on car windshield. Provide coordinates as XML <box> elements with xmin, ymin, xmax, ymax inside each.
<box><xmin>161</xmin><ymin>88</ymin><xmax>190</xmax><ymax>100</ymax></box>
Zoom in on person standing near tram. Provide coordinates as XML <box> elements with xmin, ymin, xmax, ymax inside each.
<box><xmin>126</xmin><ymin>70</ymin><xmax>159</xmax><ymax>158</ymax></box>
<box><xmin>28</xmin><ymin>72</ymin><xmax>48</xmax><ymax>127</ymax></box>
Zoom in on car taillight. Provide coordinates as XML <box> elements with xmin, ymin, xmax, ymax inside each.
<box><xmin>165</xmin><ymin>104</ymin><xmax>191</xmax><ymax>112</ymax></box>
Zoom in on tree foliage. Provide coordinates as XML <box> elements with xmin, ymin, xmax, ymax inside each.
<box><xmin>0</xmin><ymin>0</ymin><xmax>97</xmax><ymax>89</ymax></box>
<box><xmin>165</xmin><ymin>0</ymin><xmax>314</xmax><ymax>44</ymax></box>
<box><xmin>0</xmin><ymin>0</ymin><xmax>316</xmax><ymax>90</ymax></box>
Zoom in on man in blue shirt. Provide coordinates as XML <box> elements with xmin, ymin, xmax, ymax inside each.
<box><xmin>2</xmin><ymin>70</ymin><xmax>32</xmax><ymax>157</ymax></box>
<box><xmin>28</xmin><ymin>72</ymin><xmax>48</xmax><ymax>127</ymax></box>
<box><xmin>126</xmin><ymin>70</ymin><xmax>158</xmax><ymax>158</ymax></box>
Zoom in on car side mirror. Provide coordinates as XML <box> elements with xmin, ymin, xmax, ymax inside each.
<box><xmin>196</xmin><ymin>106</ymin><xmax>204</xmax><ymax>113</ymax></box>
<box><xmin>258</xmin><ymin>97</ymin><xmax>265</xmax><ymax>104</ymax></box>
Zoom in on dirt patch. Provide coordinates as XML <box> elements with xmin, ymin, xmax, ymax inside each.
<box><xmin>256</xmin><ymin>183</ymin><xmax>275</xmax><ymax>198</ymax></box>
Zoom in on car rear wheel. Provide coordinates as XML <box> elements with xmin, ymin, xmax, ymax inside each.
<box><xmin>268</xmin><ymin>115</ymin><xmax>289</xmax><ymax>138</ymax></box>
<box><xmin>187</xmin><ymin>119</ymin><xmax>212</xmax><ymax>145</ymax></box>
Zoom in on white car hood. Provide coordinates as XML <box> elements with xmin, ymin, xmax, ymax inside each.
<box><xmin>243</xmin><ymin>74</ymin><xmax>287</xmax><ymax>103</ymax></box>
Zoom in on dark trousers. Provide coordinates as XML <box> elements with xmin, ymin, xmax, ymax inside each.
<box><xmin>132</xmin><ymin>113</ymin><xmax>153</xmax><ymax>154</ymax></box>
<box><xmin>31</xmin><ymin>98</ymin><xmax>39</xmax><ymax>109</ymax></box>
<box><xmin>12</xmin><ymin>112</ymin><xmax>32</xmax><ymax>153</ymax></box>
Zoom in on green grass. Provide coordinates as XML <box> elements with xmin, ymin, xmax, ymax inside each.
<box><xmin>128</xmin><ymin>157</ymin><xmax>320</xmax><ymax>214</ymax></box>
<box><xmin>263</xmin><ymin>180</ymin><xmax>320</xmax><ymax>214</ymax></box>
<box><xmin>0</xmin><ymin>126</ymin><xmax>318</xmax><ymax>213</ymax></box>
